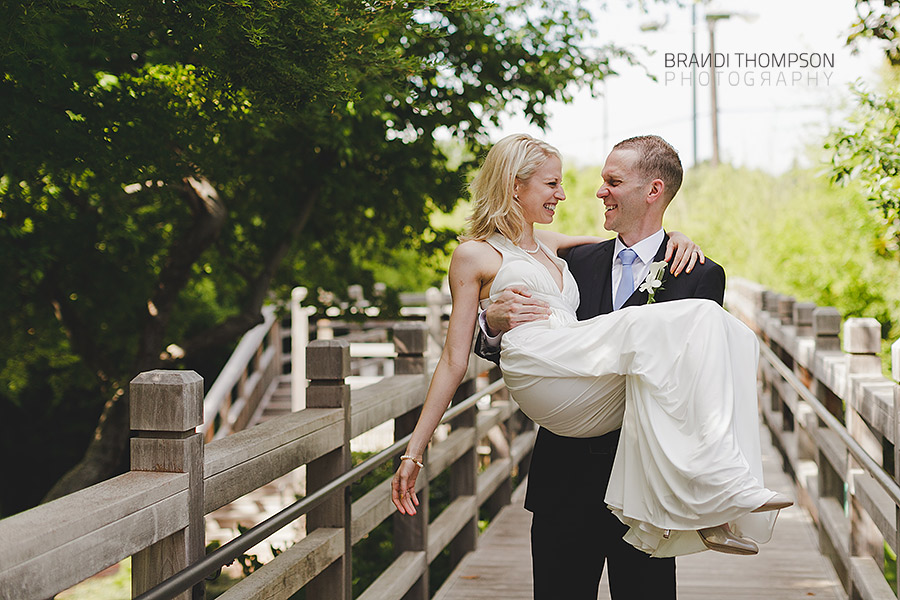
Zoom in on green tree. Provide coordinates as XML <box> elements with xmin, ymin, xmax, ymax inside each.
<box><xmin>847</xmin><ymin>0</ymin><xmax>900</xmax><ymax>65</ymax></box>
<box><xmin>836</xmin><ymin>1</ymin><xmax>900</xmax><ymax>258</ymax></box>
<box><xmin>827</xmin><ymin>79</ymin><xmax>900</xmax><ymax>261</ymax></box>
<box><xmin>665</xmin><ymin>164</ymin><xmax>900</xmax><ymax>349</ymax></box>
<box><xmin>0</xmin><ymin>0</ymin><xmax>628</xmax><ymax>510</ymax></box>
<box><xmin>1</xmin><ymin>0</ymin><xmax>407</xmax><ymax>513</ymax></box>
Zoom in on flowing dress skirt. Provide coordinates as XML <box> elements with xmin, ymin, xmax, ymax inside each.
<box><xmin>499</xmin><ymin>298</ymin><xmax>778</xmax><ymax>556</ymax></box>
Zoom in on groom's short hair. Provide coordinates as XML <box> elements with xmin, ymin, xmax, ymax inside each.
<box><xmin>613</xmin><ymin>135</ymin><xmax>683</xmax><ymax>202</ymax></box>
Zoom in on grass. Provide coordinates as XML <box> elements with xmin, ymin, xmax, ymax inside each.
<box><xmin>56</xmin><ymin>559</ymin><xmax>131</xmax><ymax>600</ymax></box>
<box><xmin>886</xmin><ymin>542</ymin><xmax>897</xmax><ymax>594</ymax></box>
<box><xmin>54</xmin><ymin>557</ymin><xmax>243</xmax><ymax>599</ymax></box>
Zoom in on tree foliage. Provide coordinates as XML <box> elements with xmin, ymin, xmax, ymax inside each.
<box><xmin>826</xmin><ymin>80</ymin><xmax>900</xmax><ymax>260</ymax></box>
<box><xmin>847</xmin><ymin>0</ymin><xmax>900</xmax><ymax>65</ymax></box>
<box><xmin>0</xmin><ymin>0</ymin><xmax>628</xmax><ymax>512</ymax></box>
<box><xmin>665</xmin><ymin>164</ymin><xmax>900</xmax><ymax>354</ymax></box>
<box><xmin>837</xmin><ymin>0</ymin><xmax>900</xmax><ymax>251</ymax></box>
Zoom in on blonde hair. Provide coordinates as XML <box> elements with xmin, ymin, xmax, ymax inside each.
<box><xmin>462</xmin><ymin>134</ymin><xmax>561</xmax><ymax>243</ymax></box>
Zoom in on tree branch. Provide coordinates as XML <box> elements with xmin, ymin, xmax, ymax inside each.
<box><xmin>134</xmin><ymin>176</ymin><xmax>227</xmax><ymax>371</ymax></box>
<box><xmin>38</xmin><ymin>188</ymin><xmax>112</xmax><ymax>383</ymax></box>
<box><xmin>179</xmin><ymin>187</ymin><xmax>319</xmax><ymax>356</ymax></box>
<box><xmin>45</xmin><ymin>177</ymin><xmax>227</xmax><ymax>502</ymax></box>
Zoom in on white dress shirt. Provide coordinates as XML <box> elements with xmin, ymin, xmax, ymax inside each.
<box><xmin>611</xmin><ymin>228</ymin><xmax>665</xmax><ymax>307</ymax></box>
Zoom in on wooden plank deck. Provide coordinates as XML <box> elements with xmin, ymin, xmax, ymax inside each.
<box><xmin>434</xmin><ymin>427</ymin><xmax>847</xmax><ymax>600</ymax></box>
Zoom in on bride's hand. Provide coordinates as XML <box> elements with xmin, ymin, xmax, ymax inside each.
<box><xmin>665</xmin><ymin>231</ymin><xmax>705</xmax><ymax>276</ymax></box>
<box><xmin>392</xmin><ymin>458</ymin><xmax>421</xmax><ymax>515</ymax></box>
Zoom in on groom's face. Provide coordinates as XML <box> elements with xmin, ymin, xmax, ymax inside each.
<box><xmin>597</xmin><ymin>148</ymin><xmax>652</xmax><ymax>237</ymax></box>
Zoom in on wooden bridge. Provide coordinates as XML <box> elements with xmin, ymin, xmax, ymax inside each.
<box><xmin>434</xmin><ymin>427</ymin><xmax>844</xmax><ymax>599</ymax></box>
<box><xmin>1</xmin><ymin>279</ymin><xmax>900</xmax><ymax>600</ymax></box>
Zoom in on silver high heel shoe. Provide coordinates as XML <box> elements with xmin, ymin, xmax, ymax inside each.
<box><xmin>752</xmin><ymin>492</ymin><xmax>793</xmax><ymax>513</ymax></box>
<box><xmin>698</xmin><ymin>525</ymin><xmax>759</xmax><ymax>555</ymax></box>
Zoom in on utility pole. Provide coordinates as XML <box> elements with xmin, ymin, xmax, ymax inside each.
<box><xmin>691</xmin><ymin>2</ymin><xmax>698</xmax><ymax>166</ymax></box>
<box><xmin>707</xmin><ymin>14</ymin><xmax>723</xmax><ymax>167</ymax></box>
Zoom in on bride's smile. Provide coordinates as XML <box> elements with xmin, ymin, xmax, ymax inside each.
<box><xmin>514</xmin><ymin>154</ymin><xmax>566</xmax><ymax>225</ymax></box>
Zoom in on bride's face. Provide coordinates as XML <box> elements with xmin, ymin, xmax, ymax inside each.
<box><xmin>514</xmin><ymin>155</ymin><xmax>566</xmax><ymax>225</ymax></box>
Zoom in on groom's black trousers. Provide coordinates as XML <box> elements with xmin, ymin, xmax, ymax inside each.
<box><xmin>527</xmin><ymin>428</ymin><xmax>677</xmax><ymax>600</ymax></box>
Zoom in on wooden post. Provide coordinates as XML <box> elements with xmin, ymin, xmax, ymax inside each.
<box><xmin>812</xmin><ymin>308</ymin><xmax>846</xmax><ymax>507</ymax></box>
<box><xmin>776</xmin><ymin>296</ymin><xmax>795</xmax><ymax>367</ymax></box>
<box><xmin>761</xmin><ymin>290</ymin><xmax>779</xmax><ymax>315</ymax></box>
<box><xmin>892</xmin><ymin>338</ymin><xmax>899</xmax><ymax>383</ymax></box>
<box><xmin>306</xmin><ymin>340</ymin><xmax>352</xmax><ymax>600</ymax></box>
<box><xmin>778</xmin><ymin>295</ymin><xmax>795</xmax><ymax>325</ymax></box>
<box><xmin>813</xmin><ymin>307</ymin><xmax>843</xmax><ymax>421</ymax></box>
<box><xmin>747</xmin><ymin>284</ymin><xmax>764</xmax><ymax>335</ymax></box>
<box><xmin>792</xmin><ymin>302</ymin><xmax>817</xmax><ymax>407</ymax></box>
<box><xmin>392</xmin><ymin>322</ymin><xmax>429</xmax><ymax>600</ymax></box>
<box><xmin>844</xmin><ymin>319</ymin><xmax>886</xmax><ymax>564</ymax></box>
<box><xmin>449</xmin><ymin>374</ymin><xmax>478</xmax><ymax>567</ymax></box>
<box><xmin>425</xmin><ymin>287</ymin><xmax>444</xmax><ymax>357</ymax></box>
<box><xmin>317</xmin><ymin>318</ymin><xmax>334</xmax><ymax>341</ymax></box>
<box><xmin>844</xmin><ymin>317</ymin><xmax>883</xmax><ymax>376</ymax></box>
<box><xmin>757</xmin><ymin>291</ymin><xmax>777</xmax><ymax>349</ymax></box>
<box><xmin>893</xmin><ymin>338</ymin><xmax>900</xmax><ymax>591</ymax></box>
<box><xmin>813</xmin><ymin>307</ymin><xmax>842</xmax><ymax>353</ymax></box>
<box><xmin>291</xmin><ymin>287</ymin><xmax>316</xmax><ymax>508</ymax></box>
<box><xmin>485</xmin><ymin>367</ymin><xmax>513</xmax><ymax>518</ymax></box>
<box><xmin>394</xmin><ymin>322</ymin><xmax>428</xmax><ymax>376</ymax></box>
<box><xmin>291</xmin><ymin>286</ymin><xmax>310</xmax><ymax>412</ymax></box>
<box><xmin>130</xmin><ymin>370</ymin><xmax>205</xmax><ymax>600</ymax></box>
<box><xmin>843</xmin><ymin>318</ymin><xmax>883</xmax><ymax>461</ymax></box>
<box><xmin>794</xmin><ymin>302</ymin><xmax>816</xmax><ymax>338</ymax></box>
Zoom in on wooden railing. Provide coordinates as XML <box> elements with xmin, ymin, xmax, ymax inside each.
<box><xmin>726</xmin><ymin>278</ymin><xmax>900</xmax><ymax>600</ymax></box>
<box><xmin>201</xmin><ymin>305</ymin><xmax>282</xmax><ymax>441</ymax></box>
<box><xmin>0</xmin><ymin>322</ymin><xmax>534</xmax><ymax>600</ymax></box>
<box><xmin>201</xmin><ymin>286</ymin><xmax>450</xmax><ymax>441</ymax></box>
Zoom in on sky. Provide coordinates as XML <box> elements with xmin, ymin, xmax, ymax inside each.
<box><xmin>494</xmin><ymin>0</ymin><xmax>887</xmax><ymax>173</ymax></box>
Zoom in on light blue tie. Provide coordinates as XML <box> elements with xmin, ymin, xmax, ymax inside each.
<box><xmin>614</xmin><ymin>248</ymin><xmax>638</xmax><ymax>310</ymax></box>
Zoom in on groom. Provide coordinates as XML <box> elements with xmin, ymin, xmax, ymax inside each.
<box><xmin>476</xmin><ymin>135</ymin><xmax>726</xmax><ymax>599</ymax></box>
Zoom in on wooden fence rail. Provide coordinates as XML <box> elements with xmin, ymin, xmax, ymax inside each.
<box><xmin>201</xmin><ymin>305</ymin><xmax>281</xmax><ymax>442</ymax></box>
<box><xmin>726</xmin><ymin>277</ymin><xmax>900</xmax><ymax>600</ymax></box>
<box><xmin>0</xmin><ymin>321</ymin><xmax>533</xmax><ymax>600</ymax></box>
<box><xmin>201</xmin><ymin>287</ymin><xmax>451</xmax><ymax>442</ymax></box>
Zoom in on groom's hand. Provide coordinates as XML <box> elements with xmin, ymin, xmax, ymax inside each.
<box><xmin>485</xmin><ymin>286</ymin><xmax>551</xmax><ymax>334</ymax></box>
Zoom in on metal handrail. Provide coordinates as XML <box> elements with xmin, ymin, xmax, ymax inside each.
<box><xmin>758</xmin><ymin>342</ymin><xmax>900</xmax><ymax>507</ymax></box>
<box><xmin>135</xmin><ymin>376</ymin><xmax>506</xmax><ymax>600</ymax></box>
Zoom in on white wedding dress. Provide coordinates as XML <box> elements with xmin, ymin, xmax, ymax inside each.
<box><xmin>481</xmin><ymin>234</ymin><xmax>778</xmax><ymax>557</ymax></box>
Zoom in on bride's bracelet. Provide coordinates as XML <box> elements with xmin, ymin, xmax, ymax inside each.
<box><xmin>400</xmin><ymin>455</ymin><xmax>424</xmax><ymax>468</ymax></box>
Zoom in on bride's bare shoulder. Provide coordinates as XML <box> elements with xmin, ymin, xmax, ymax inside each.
<box><xmin>451</xmin><ymin>239</ymin><xmax>501</xmax><ymax>275</ymax></box>
<box><xmin>453</xmin><ymin>238</ymin><xmax>499</xmax><ymax>260</ymax></box>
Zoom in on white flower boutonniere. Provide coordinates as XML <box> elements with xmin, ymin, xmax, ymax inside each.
<box><xmin>639</xmin><ymin>260</ymin><xmax>668</xmax><ymax>304</ymax></box>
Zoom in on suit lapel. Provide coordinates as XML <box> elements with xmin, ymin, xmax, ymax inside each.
<box><xmin>566</xmin><ymin>240</ymin><xmax>615</xmax><ymax>319</ymax></box>
<box><xmin>596</xmin><ymin>243</ymin><xmax>615</xmax><ymax>315</ymax></box>
<box><xmin>621</xmin><ymin>234</ymin><xmax>670</xmax><ymax>309</ymax></box>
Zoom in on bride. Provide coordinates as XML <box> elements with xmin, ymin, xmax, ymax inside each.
<box><xmin>391</xmin><ymin>133</ymin><xmax>788</xmax><ymax>557</ymax></box>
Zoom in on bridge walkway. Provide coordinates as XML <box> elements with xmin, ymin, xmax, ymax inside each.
<box><xmin>434</xmin><ymin>427</ymin><xmax>847</xmax><ymax>600</ymax></box>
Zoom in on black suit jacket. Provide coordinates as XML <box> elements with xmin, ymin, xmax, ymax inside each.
<box><xmin>475</xmin><ymin>234</ymin><xmax>726</xmax><ymax>516</ymax></box>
